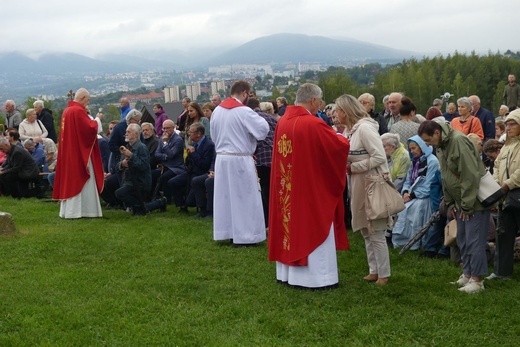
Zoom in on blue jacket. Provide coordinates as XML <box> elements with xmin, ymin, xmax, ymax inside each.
<box><xmin>474</xmin><ymin>106</ymin><xmax>495</xmax><ymax>141</ymax></box>
<box><xmin>402</xmin><ymin>135</ymin><xmax>440</xmax><ymax>201</ymax></box>
<box><xmin>29</xmin><ymin>142</ymin><xmax>48</xmax><ymax>172</ymax></box>
<box><xmin>120</xmin><ymin>105</ymin><xmax>131</xmax><ymax>120</ymax></box>
<box><xmin>155</xmin><ymin>132</ymin><xmax>185</xmax><ymax>174</ymax></box>
<box><xmin>185</xmin><ymin>136</ymin><xmax>215</xmax><ymax>176</ymax></box>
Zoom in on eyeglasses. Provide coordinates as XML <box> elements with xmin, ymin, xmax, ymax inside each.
<box><xmin>162</xmin><ymin>126</ymin><xmax>174</xmax><ymax>130</ymax></box>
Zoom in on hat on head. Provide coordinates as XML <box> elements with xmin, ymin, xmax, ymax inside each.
<box><xmin>505</xmin><ymin>109</ymin><xmax>520</xmax><ymax>125</ymax></box>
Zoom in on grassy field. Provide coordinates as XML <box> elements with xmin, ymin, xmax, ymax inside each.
<box><xmin>0</xmin><ymin>197</ymin><xmax>519</xmax><ymax>346</ymax></box>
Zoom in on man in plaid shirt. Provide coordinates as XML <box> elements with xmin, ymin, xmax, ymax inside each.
<box><xmin>248</xmin><ymin>98</ymin><xmax>277</xmax><ymax>227</ymax></box>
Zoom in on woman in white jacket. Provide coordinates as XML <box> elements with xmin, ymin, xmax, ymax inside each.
<box><xmin>18</xmin><ymin>108</ymin><xmax>48</xmax><ymax>143</ymax></box>
<box><xmin>336</xmin><ymin>94</ymin><xmax>391</xmax><ymax>285</ymax></box>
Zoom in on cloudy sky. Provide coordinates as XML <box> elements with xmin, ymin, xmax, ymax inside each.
<box><xmin>1</xmin><ymin>0</ymin><xmax>518</xmax><ymax>58</ymax></box>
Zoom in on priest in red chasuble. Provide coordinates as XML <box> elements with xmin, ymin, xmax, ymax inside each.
<box><xmin>53</xmin><ymin>88</ymin><xmax>104</xmax><ymax>218</ymax></box>
<box><xmin>268</xmin><ymin>83</ymin><xmax>350</xmax><ymax>289</ymax></box>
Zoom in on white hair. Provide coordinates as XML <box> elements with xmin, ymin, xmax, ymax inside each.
<box><xmin>33</xmin><ymin>100</ymin><xmax>44</xmax><ymax>108</ymax></box>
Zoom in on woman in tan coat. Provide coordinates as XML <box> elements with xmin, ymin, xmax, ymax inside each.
<box><xmin>489</xmin><ymin>109</ymin><xmax>520</xmax><ymax>280</ymax></box>
<box><xmin>336</xmin><ymin>94</ymin><xmax>391</xmax><ymax>285</ymax></box>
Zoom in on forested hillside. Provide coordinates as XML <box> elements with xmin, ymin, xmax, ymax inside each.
<box><xmin>317</xmin><ymin>52</ymin><xmax>520</xmax><ymax>114</ymax></box>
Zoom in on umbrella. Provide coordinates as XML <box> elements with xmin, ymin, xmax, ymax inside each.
<box><xmin>399</xmin><ymin>211</ymin><xmax>440</xmax><ymax>255</ymax></box>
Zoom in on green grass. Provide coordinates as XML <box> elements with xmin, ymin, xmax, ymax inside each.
<box><xmin>1</xmin><ymin>197</ymin><xmax>519</xmax><ymax>346</ymax></box>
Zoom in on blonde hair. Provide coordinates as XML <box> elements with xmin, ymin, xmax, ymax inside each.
<box><xmin>260</xmin><ymin>102</ymin><xmax>274</xmax><ymax>114</ymax></box>
<box><xmin>335</xmin><ymin>94</ymin><xmax>369</xmax><ymax>129</ymax></box>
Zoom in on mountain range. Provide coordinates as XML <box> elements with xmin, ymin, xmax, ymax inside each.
<box><xmin>0</xmin><ymin>33</ymin><xmax>417</xmax><ymax>74</ymax></box>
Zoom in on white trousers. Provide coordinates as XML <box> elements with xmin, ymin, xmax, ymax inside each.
<box><xmin>361</xmin><ymin>228</ymin><xmax>391</xmax><ymax>278</ymax></box>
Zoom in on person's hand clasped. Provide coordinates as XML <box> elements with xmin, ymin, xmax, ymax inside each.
<box><xmin>403</xmin><ymin>193</ymin><xmax>411</xmax><ymax>203</ymax></box>
<box><xmin>447</xmin><ymin>207</ymin><xmax>457</xmax><ymax>220</ymax></box>
<box><xmin>460</xmin><ymin>211</ymin><xmax>473</xmax><ymax>222</ymax></box>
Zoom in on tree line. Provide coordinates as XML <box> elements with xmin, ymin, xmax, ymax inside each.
<box><xmin>316</xmin><ymin>52</ymin><xmax>520</xmax><ymax>115</ymax></box>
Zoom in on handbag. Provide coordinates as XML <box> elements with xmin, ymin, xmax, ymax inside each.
<box><xmin>477</xmin><ymin>171</ymin><xmax>504</xmax><ymax>207</ymax></box>
<box><xmin>446</xmin><ymin>164</ymin><xmax>502</xmax><ymax>208</ymax></box>
<box><xmin>444</xmin><ymin>219</ymin><xmax>457</xmax><ymax>247</ymax></box>
<box><xmin>505</xmin><ymin>153</ymin><xmax>520</xmax><ymax>210</ymax></box>
<box><xmin>364</xmin><ymin>170</ymin><xmax>405</xmax><ymax>221</ymax></box>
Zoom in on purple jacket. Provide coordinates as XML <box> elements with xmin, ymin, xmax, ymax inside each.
<box><xmin>154</xmin><ymin>109</ymin><xmax>168</xmax><ymax>137</ymax></box>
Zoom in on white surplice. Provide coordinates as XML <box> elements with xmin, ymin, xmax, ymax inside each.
<box><xmin>210</xmin><ymin>101</ymin><xmax>269</xmax><ymax>244</ymax></box>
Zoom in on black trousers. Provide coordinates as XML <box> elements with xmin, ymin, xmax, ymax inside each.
<box><xmin>189</xmin><ymin>174</ymin><xmax>214</xmax><ymax>214</ymax></box>
<box><xmin>257</xmin><ymin>165</ymin><xmax>271</xmax><ymax>226</ymax></box>
<box><xmin>100</xmin><ymin>174</ymin><xmax>121</xmax><ymax>206</ymax></box>
<box><xmin>115</xmin><ymin>183</ymin><xmax>148</xmax><ymax>215</ymax></box>
<box><xmin>494</xmin><ymin>207</ymin><xmax>520</xmax><ymax>276</ymax></box>
<box><xmin>0</xmin><ymin>172</ymin><xmax>39</xmax><ymax>198</ymax></box>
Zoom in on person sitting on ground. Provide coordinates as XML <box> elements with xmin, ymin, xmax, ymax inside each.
<box><xmin>115</xmin><ymin>123</ymin><xmax>152</xmax><ymax>215</ymax></box>
<box><xmin>0</xmin><ymin>137</ymin><xmax>40</xmax><ymax>198</ymax></box>
<box><xmin>392</xmin><ymin>135</ymin><xmax>441</xmax><ymax>250</ymax></box>
<box><xmin>18</xmin><ymin>108</ymin><xmax>48</xmax><ymax>143</ymax></box>
<box><xmin>381</xmin><ymin>132</ymin><xmax>411</xmax><ymax>193</ymax></box>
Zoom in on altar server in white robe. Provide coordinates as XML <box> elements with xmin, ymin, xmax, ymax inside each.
<box><xmin>210</xmin><ymin>80</ymin><xmax>269</xmax><ymax>245</ymax></box>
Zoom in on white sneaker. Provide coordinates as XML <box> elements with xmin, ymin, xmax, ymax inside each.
<box><xmin>450</xmin><ymin>274</ymin><xmax>470</xmax><ymax>287</ymax></box>
<box><xmin>458</xmin><ymin>279</ymin><xmax>484</xmax><ymax>293</ymax></box>
<box><xmin>485</xmin><ymin>273</ymin><xmax>511</xmax><ymax>281</ymax></box>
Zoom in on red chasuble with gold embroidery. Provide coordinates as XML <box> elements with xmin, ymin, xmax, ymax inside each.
<box><xmin>268</xmin><ymin>105</ymin><xmax>350</xmax><ymax>266</ymax></box>
<box><xmin>52</xmin><ymin>100</ymin><xmax>104</xmax><ymax>200</ymax></box>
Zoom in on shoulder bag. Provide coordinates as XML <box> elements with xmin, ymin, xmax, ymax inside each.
<box><xmin>365</xmin><ymin>168</ymin><xmax>405</xmax><ymax>221</ymax></box>
<box><xmin>445</xmin><ymin>159</ymin><xmax>502</xmax><ymax>208</ymax></box>
<box><xmin>478</xmin><ymin>171</ymin><xmax>504</xmax><ymax>207</ymax></box>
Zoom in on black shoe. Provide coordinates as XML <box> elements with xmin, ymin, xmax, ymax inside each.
<box><xmin>160</xmin><ymin>197</ymin><xmax>167</xmax><ymax>212</ymax></box>
<box><xmin>178</xmin><ymin>207</ymin><xmax>189</xmax><ymax>214</ymax></box>
<box><xmin>436</xmin><ymin>253</ymin><xmax>450</xmax><ymax>259</ymax></box>
<box><xmin>192</xmin><ymin>212</ymin><xmax>207</xmax><ymax>219</ymax></box>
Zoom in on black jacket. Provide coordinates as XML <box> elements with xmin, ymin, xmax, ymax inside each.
<box><xmin>2</xmin><ymin>145</ymin><xmax>40</xmax><ymax>180</ymax></box>
<box><xmin>38</xmin><ymin>108</ymin><xmax>57</xmax><ymax>143</ymax></box>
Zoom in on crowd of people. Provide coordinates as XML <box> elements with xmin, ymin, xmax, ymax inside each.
<box><xmin>2</xmin><ymin>74</ymin><xmax>520</xmax><ymax>293</ymax></box>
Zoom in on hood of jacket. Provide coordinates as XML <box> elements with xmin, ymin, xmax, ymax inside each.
<box><xmin>408</xmin><ymin>134</ymin><xmax>433</xmax><ymax>159</ymax></box>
